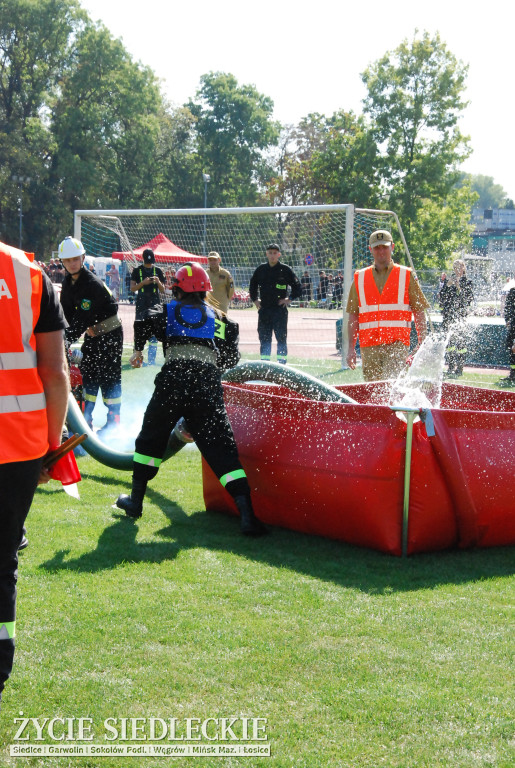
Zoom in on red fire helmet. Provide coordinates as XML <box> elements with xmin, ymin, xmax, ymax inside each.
<box><xmin>173</xmin><ymin>263</ymin><xmax>212</xmax><ymax>292</ymax></box>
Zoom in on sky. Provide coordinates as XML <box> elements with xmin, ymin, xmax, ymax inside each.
<box><xmin>81</xmin><ymin>0</ymin><xmax>514</xmax><ymax>201</ymax></box>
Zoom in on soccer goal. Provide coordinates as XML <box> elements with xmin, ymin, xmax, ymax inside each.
<box><xmin>74</xmin><ymin>204</ymin><xmax>409</xmax><ymax>369</ymax></box>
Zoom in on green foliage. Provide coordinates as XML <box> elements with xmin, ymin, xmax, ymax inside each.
<box><xmin>0</xmin><ymin>0</ymin><xmax>82</xmax><ymax>250</ymax></box>
<box><xmin>263</xmin><ymin>112</ymin><xmax>379</xmax><ymax>209</ymax></box>
<box><xmin>0</xmin><ymin>8</ymin><xmax>493</xmax><ymax>272</ymax></box>
<box><xmin>188</xmin><ymin>72</ymin><xmax>280</xmax><ymax>207</ymax></box>
<box><xmin>308</xmin><ymin>110</ymin><xmax>381</xmax><ymax>207</ymax></box>
<box><xmin>50</xmin><ymin>22</ymin><xmax>162</xmax><ymax>217</ymax></box>
<box><xmin>408</xmin><ymin>183</ymin><xmax>478</xmax><ymax>268</ymax></box>
<box><xmin>459</xmin><ymin>173</ymin><xmax>508</xmax><ymax>209</ymax></box>
<box><xmin>0</xmin><ymin>0</ymin><xmax>164</xmax><ymax>255</ymax></box>
<box><xmin>362</xmin><ymin>30</ymin><xmax>471</xmax><ymax>245</ymax></box>
<box><xmin>148</xmin><ymin>105</ymin><xmax>201</xmax><ymax>209</ymax></box>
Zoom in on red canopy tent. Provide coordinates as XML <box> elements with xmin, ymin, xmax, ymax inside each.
<box><xmin>112</xmin><ymin>233</ymin><xmax>208</xmax><ymax>265</ymax></box>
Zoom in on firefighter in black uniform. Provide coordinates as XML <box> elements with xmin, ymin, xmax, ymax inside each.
<box><xmin>130</xmin><ymin>248</ymin><xmax>165</xmax><ymax>367</ymax></box>
<box><xmin>440</xmin><ymin>258</ymin><xmax>474</xmax><ymax>378</ymax></box>
<box><xmin>116</xmin><ymin>263</ymin><xmax>267</xmax><ymax>536</ymax></box>
<box><xmin>249</xmin><ymin>243</ymin><xmax>301</xmax><ymax>364</ymax></box>
<box><xmin>500</xmin><ymin>283</ymin><xmax>515</xmax><ymax>386</ymax></box>
<box><xmin>59</xmin><ymin>236</ymin><xmax>123</xmax><ymax>432</ymax></box>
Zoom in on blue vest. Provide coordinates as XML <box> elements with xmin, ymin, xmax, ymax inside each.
<box><xmin>166</xmin><ymin>300</ymin><xmax>215</xmax><ymax>339</ymax></box>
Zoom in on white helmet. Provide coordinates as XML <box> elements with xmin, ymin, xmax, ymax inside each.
<box><xmin>58</xmin><ymin>236</ymin><xmax>86</xmax><ymax>260</ymax></box>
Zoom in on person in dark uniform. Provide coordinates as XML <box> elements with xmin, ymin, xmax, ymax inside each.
<box><xmin>249</xmin><ymin>243</ymin><xmax>301</xmax><ymax>365</ymax></box>
<box><xmin>440</xmin><ymin>259</ymin><xmax>474</xmax><ymax>378</ymax></box>
<box><xmin>300</xmin><ymin>271</ymin><xmax>312</xmax><ymax>302</ymax></box>
<box><xmin>500</xmin><ymin>282</ymin><xmax>515</xmax><ymax>386</ymax></box>
<box><xmin>58</xmin><ymin>236</ymin><xmax>123</xmax><ymax>432</ymax></box>
<box><xmin>130</xmin><ymin>248</ymin><xmax>165</xmax><ymax>367</ymax></box>
<box><xmin>0</xmin><ymin>241</ymin><xmax>68</xmax><ymax>708</ymax></box>
<box><xmin>115</xmin><ymin>263</ymin><xmax>267</xmax><ymax>536</ymax></box>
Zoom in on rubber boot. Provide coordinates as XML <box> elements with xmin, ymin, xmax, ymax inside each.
<box><xmin>116</xmin><ymin>478</ymin><xmax>148</xmax><ymax>519</ymax></box>
<box><xmin>18</xmin><ymin>527</ymin><xmax>28</xmax><ymax>551</ymax></box>
<box><xmin>234</xmin><ymin>495</ymin><xmax>268</xmax><ymax>536</ymax></box>
<box><xmin>498</xmin><ymin>372</ymin><xmax>515</xmax><ymax>388</ymax></box>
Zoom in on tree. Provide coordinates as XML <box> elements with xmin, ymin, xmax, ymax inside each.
<box><xmin>362</xmin><ymin>31</ymin><xmax>471</xmax><ymax>251</ymax></box>
<box><xmin>459</xmin><ymin>173</ymin><xmax>508</xmax><ymax>209</ymax></box>
<box><xmin>147</xmin><ymin>104</ymin><xmax>201</xmax><ymax>210</ymax></box>
<box><xmin>0</xmin><ymin>0</ymin><xmax>167</xmax><ymax>255</ymax></box>
<box><xmin>307</xmin><ymin>111</ymin><xmax>380</xmax><ymax>207</ymax></box>
<box><xmin>187</xmin><ymin>72</ymin><xmax>280</xmax><ymax>208</ymax></box>
<box><xmin>264</xmin><ymin>111</ymin><xmax>380</xmax><ymax>209</ymax></box>
<box><xmin>50</xmin><ymin>21</ymin><xmax>162</xmax><ymax>219</ymax></box>
<box><xmin>408</xmin><ymin>184</ymin><xmax>478</xmax><ymax>269</ymax></box>
<box><xmin>0</xmin><ymin>0</ymin><xmax>82</xmax><ymax>250</ymax></box>
<box><xmin>262</xmin><ymin>122</ymin><xmax>321</xmax><ymax>208</ymax></box>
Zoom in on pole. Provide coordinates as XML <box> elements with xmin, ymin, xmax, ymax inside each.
<box><xmin>390</xmin><ymin>405</ymin><xmax>420</xmax><ymax>557</ymax></box>
<box><xmin>342</xmin><ymin>205</ymin><xmax>355</xmax><ymax>368</ymax></box>
<box><xmin>203</xmin><ymin>182</ymin><xmax>207</xmax><ymax>256</ymax></box>
<box><xmin>12</xmin><ymin>175</ymin><xmax>31</xmax><ymax>249</ymax></box>
<box><xmin>18</xmin><ymin>186</ymin><xmax>23</xmax><ymax>249</ymax></box>
<box><xmin>202</xmin><ymin>173</ymin><xmax>210</xmax><ymax>256</ymax></box>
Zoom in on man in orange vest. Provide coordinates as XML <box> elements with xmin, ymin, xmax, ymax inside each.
<box><xmin>346</xmin><ymin>230</ymin><xmax>429</xmax><ymax>381</ymax></box>
<box><xmin>0</xmin><ymin>241</ymin><xmax>69</xmax><ymax>708</ymax></box>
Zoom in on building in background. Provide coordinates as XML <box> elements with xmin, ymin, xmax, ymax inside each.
<box><xmin>472</xmin><ymin>208</ymin><xmax>515</xmax><ymax>274</ymax></box>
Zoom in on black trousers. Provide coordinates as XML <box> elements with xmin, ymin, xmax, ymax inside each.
<box><xmin>134</xmin><ymin>318</ymin><xmax>165</xmax><ymax>355</ymax></box>
<box><xmin>257</xmin><ymin>305</ymin><xmax>288</xmax><ymax>361</ymax></box>
<box><xmin>506</xmin><ymin>326</ymin><xmax>515</xmax><ymax>378</ymax></box>
<box><xmin>81</xmin><ymin>327</ymin><xmax>123</xmax><ymax>426</ymax></box>
<box><xmin>133</xmin><ymin>359</ymin><xmax>249</xmax><ymax>497</ymax></box>
<box><xmin>0</xmin><ymin>458</ymin><xmax>42</xmax><ymax>694</ymax></box>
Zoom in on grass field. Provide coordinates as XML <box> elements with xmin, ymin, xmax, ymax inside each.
<box><xmin>0</xmin><ymin>357</ymin><xmax>513</xmax><ymax>767</ymax></box>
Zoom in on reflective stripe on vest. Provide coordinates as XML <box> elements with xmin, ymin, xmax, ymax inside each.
<box><xmin>356</xmin><ymin>264</ymin><xmax>412</xmax><ymax>347</ymax></box>
<box><xmin>0</xmin><ymin>244</ymin><xmax>48</xmax><ymax>463</ymax></box>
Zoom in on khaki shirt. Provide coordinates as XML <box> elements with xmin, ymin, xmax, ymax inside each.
<box><xmin>206</xmin><ymin>267</ymin><xmax>235</xmax><ymax>314</ymax></box>
<box><xmin>346</xmin><ymin>262</ymin><xmax>429</xmax><ymax>314</ymax></box>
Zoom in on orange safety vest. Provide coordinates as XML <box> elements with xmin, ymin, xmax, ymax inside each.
<box><xmin>355</xmin><ymin>263</ymin><xmax>413</xmax><ymax>348</ymax></box>
<box><xmin>0</xmin><ymin>243</ymin><xmax>48</xmax><ymax>464</ymax></box>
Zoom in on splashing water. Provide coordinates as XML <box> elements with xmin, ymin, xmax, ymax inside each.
<box><xmin>389</xmin><ymin>331</ymin><xmax>451</xmax><ymax>419</ymax></box>
<box><xmin>90</xmin><ymin>380</ymin><xmax>155</xmax><ymax>451</ymax></box>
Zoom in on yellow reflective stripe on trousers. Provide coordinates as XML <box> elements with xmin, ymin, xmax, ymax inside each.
<box><xmin>0</xmin><ymin>621</ymin><xmax>15</xmax><ymax>640</ymax></box>
<box><xmin>219</xmin><ymin>469</ymin><xmax>246</xmax><ymax>487</ymax></box>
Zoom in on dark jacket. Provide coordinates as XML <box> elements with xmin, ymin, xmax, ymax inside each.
<box><xmin>60</xmin><ymin>268</ymin><xmax>118</xmax><ymax>344</ymax></box>
<box><xmin>131</xmin><ymin>265</ymin><xmax>165</xmax><ymax>320</ymax></box>
<box><xmin>440</xmin><ymin>276</ymin><xmax>474</xmax><ymax>329</ymax></box>
<box><xmin>505</xmin><ymin>287</ymin><xmax>515</xmax><ymax>348</ymax></box>
<box><xmin>249</xmin><ymin>262</ymin><xmax>301</xmax><ymax>308</ymax></box>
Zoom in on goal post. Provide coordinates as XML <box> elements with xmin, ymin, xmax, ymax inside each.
<box><xmin>74</xmin><ymin>204</ymin><xmax>408</xmax><ymax>369</ymax></box>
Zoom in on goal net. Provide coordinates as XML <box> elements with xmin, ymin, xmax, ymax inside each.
<box><xmin>75</xmin><ymin>205</ymin><xmax>406</xmax><ymax>370</ymax></box>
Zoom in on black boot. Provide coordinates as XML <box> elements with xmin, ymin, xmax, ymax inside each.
<box><xmin>498</xmin><ymin>374</ymin><xmax>515</xmax><ymax>388</ymax></box>
<box><xmin>234</xmin><ymin>495</ymin><xmax>268</xmax><ymax>536</ymax></box>
<box><xmin>18</xmin><ymin>527</ymin><xmax>28</xmax><ymax>551</ymax></box>
<box><xmin>116</xmin><ymin>478</ymin><xmax>147</xmax><ymax>519</ymax></box>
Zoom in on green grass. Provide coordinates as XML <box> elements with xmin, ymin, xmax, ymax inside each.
<box><xmin>0</xmin><ymin>447</ymin><xmax>513</xmax><ymax>768</ymax></box>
